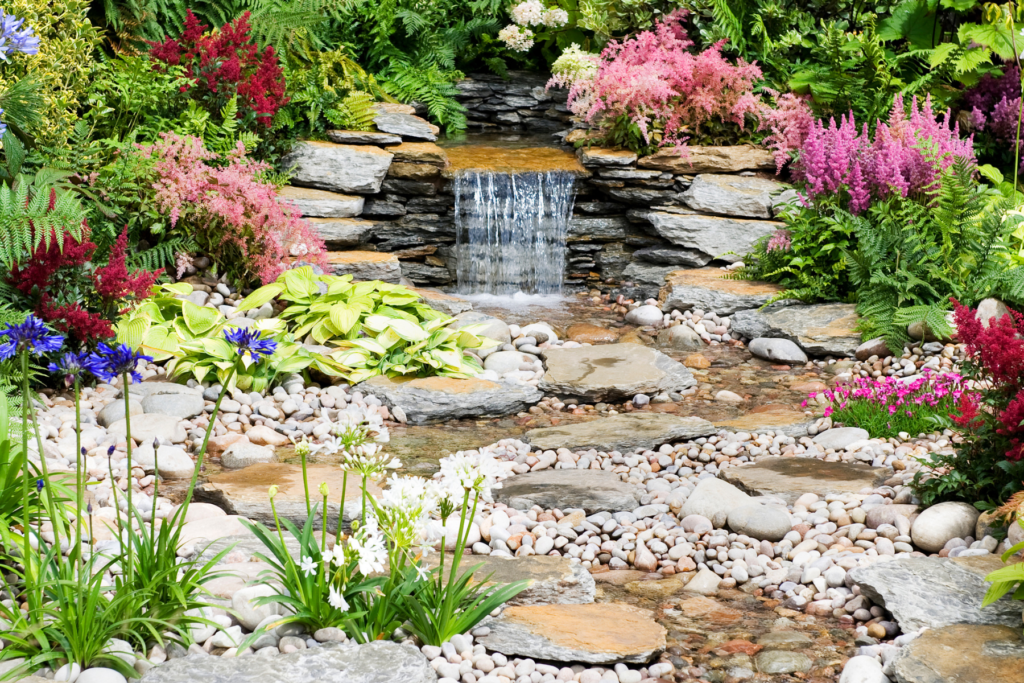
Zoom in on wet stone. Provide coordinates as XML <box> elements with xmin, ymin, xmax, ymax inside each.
<box><xmin>658</xmin><ymin>267</ymin><xmax>785</xmax><ymax>315</ymax></box>
<box><xmin>494</xmin><ymin>469</ymin><xmax>642</xmax><ymax>514</ymax></box>
<box><xmin>426</xmin><ymin>554</ymin><xmax>595</xmax><ymax>606</ymax></box>
<box><xmin>355</xmin><ymin>375</ymin><xmax>541</xmax><ymax>424</ymax></box>
<box><xmin>754</xmin><ymin>650</ymin><xmax>812</xmax><ymax>675</ymax></box>
<box><xmin>892</xmin><ymin>624</ymin><xmax>1024</xmax><ymax>683</ymax></box>
<box><xmin>525</xmin><ymin>413</ymin><xmax>715</xmax><ymax>453</ymax></box>
<box><xmin>539</xmin><ymin>343</ymin><xmax>696</xmax><ymax>402</ymax></box>
<box><xmin>730</xmin><ymin>303</ymin><xmax>861</xmax><ymax>356</ymax></box>
<box><xmin>721</xmin><ymin>457</ymin><xmax>889</xmax><ymax>504</ymax></box>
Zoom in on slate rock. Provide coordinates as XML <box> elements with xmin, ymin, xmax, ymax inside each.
<box><xmin>721</xmin><ymin>457</ymin><xmax>888</xmax><ymax>504</ymax></box>
<box><xmin>682</xmin><ymin>174</ymin><xmax>786</xmax><ymax>219</ymax></box>
<box><xmin>633</xmin><ymin>246</ymin><xmax>712</xmax><ymax>267</ymax></box>
<box><xmin>373</xmin><ymin>113</ymin><xmax>438</xmax><ymax>142</ymax></box>
<box><xmin>727</xmin><ymin>502</ymin><xmax>792</xmax><ymax>542</ymax></box>
<box><xmin>278</xmin><ymin>186</ymin><xmax>365</xmax><ymax>218</ymax></box>
<box><xmin>848</xmin><ymin>555</ymin><xmax>1023</xmax><ymax>631</ymax></box>
<box><xmin>495</xmin><ymin>469</ymin><xmax>642</xmax><ymax>514</ymax></box>
<box><xmin>281</xmin><ymin>141</ymin><xmax>394</xmax><ymax>194</ymax></box>
<box><xmin>619</xmin><ymin>262</ymin><xmax>680</xmax><ymax>289</ymax></box>
<box><xmin>325</xmin><ymin>251</ymin><xmax>401</xmax><ymax>282</ymax></box>
<box><xmin>355</xmin><ymin>375</ymin><xmax>541</xmax><ymax>424</ymax></box>
<box><xmin>641</xmin><ymin>211</ymin><xmax>782</xmax><ymax>262</ymax></box>
<box><xmin>477</xmin><ymin>603</ymin><xmax>666</xmax><ymax>664</ymax></box>
<box><xmin>140</xmin><ymin>641</ymin><xmax>436</xmax><ymax>683</ymax></box>
<box><xmin>729</xmin><ymin>303</ymin><xmax>861</xmax><ymax>356</ymax></box>
<box><xmin>526</xmin><ymin>413</ymin><xmax>716</xmax><ymax>453</ymax></box>
<box><xmin>305</xmin><ymin>218</ymin><xmax>376</xmax><ymax>248</ymax></box>
<box><xmin>637</xmin><ymin>145</ymin><xmax>776</xmax><ymax>174</ymax></box>
<box><xmin>658</xmin><ymin>268</ymin><xmax>785</xmax><ymax>315</ymax></box>
<box><xmin>577</xmin><ymin>147</ymin><xmax>638</xmax><ymax>167</ymax></box>
<box><xmin>681</xmin><ymin>478</ymin><xmax>752</xmax><ymax>527</ymax></box>
<box><xmin>428</xmin><ymin>554</ymin><xmax>595</xmax><ymax>606</ymax></box>
<box><xmin>539</xmin><ymin>343</ymin><xmax>696</xmax><ymax>402</ymax></box>
<box><xmin>891</xmin><ymin>624</ymin><xmax>1024</xmax><ymax>683</ymax></box>
<box><xmin>325</xmin><ymin>129</ymin><xmax>403</xmax><ymax>146</ymax></box>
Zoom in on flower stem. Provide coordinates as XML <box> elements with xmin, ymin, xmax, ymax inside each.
<box><xmin>74</xmin><ymin>377</ymin><xmax>82</xmax><ymax>570</ymax></box>
<box><xmin>178</xmin><ymin>363</ymin><xmax>238</xmax><ymax>523</ymax></box>
<box><xmin>336</xmin><ymin>470</ymin><xmax>348</xmax><ymax>545</ymax></box>
<box><xmin>19</xmin><ymin>351</ymin><xmax>31</xmax><ymax>573</ymax></box>
<box><xmin>122</xmin><ymin>370</ymin><xmax>135</xmax><ymax>585</ymax></box>
<box><xmin>301</xmin><ymin>450</ymin><xmax>310</xmax><ymax>517</ymax></box>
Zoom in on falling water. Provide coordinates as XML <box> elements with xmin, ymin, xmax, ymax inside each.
<box><xmin>453</xmin><ymin>170</ymin><xmax>575</xmax><ymax>296</ymax></box>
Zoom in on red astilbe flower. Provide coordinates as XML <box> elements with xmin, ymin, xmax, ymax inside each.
<box><xmin>95</xmin><ymin>228</ymin><xmax>163</xmax><ymax>302</ymax></box>
<box><xmin>11</xmin><ymin>230</ymin><xmax>97</xmax><ymax>296</ymax></box>
<box><xmin>953</xmin><ymin>298</ymin><xmax>1024</xmax><ymax>390</ymax></box>
<box><xmin>950</xmin><ymin>391</ymin><xmax>984</xmax><ymax>430</ymax></box>
<box><xmin>38</xmin><ymin>298</ymin><xmax>115</xmax><ymax>342</ymax></box>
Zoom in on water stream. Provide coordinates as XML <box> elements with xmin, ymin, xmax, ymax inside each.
<box><xmin>452</xmin><ymin>170</ymin><xmax>575</xmax><ymax>296</ymax></box>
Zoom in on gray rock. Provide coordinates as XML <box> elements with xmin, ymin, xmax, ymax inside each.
<box><xmin>325</xmin><ymin>130</ymin><xmax>402</xmax><ymax>146</ymax></box>
<box><xmin>911</xmin><ymin>502</ymin><xmax>980</xmax><ymax>553</ymax></box>
<box><xmin>855</xmin><ymin>337</ymin><xmax>893</xmax><ymax>360</ymax></box>
<box><xmin>539</xmin><ymin>343</ymin><xmax>696</xmax><ymax>402</ymax></box>
<box><xmin>637</xmin><ymin>145</ymin><xmax>776</xmax><ymax>174</ymax></box>
<box><xmin>120</xmin><ymin>382</ymin><xmax>201</xmax><ymax>400</ymax></box>
<box><xmin>658</xmin><ymin>268</ymin><xmax>784</xmax><ymax>315</ymax></box>
<box><xmin>495</xmin><ymin>469</ymin><xmax>642</xmax><ymax>514</ymax></box>
<box><xmin>624</xmin><ymin>304</ymin><xmax>664</xmax><ymax>326</ymax></box>
<box><xmin>281</xmin><ymin>141</ymin><xmax>394</xmax><ymax>194</ymax></box>
<box><xmin>278</xmin><ymin>186</ymin><xmax>365</xmax><ymax>218</ymax></box>
<box><xmin>305</xmin><ymin>218</ymin><xmax>376</xmax><ymax>248</ymax></box>
<box><xmin>633</xmin><ymin>246</ymin><xmax>712</xmax><ymax>267</ymax></box>
<box><xmin>848</xmin><ymin>556</ymin><xmax>1023</xmax><ymax>631</ymax></box>
<box><xmin>130</xmin><ymin>444</ymin><xmax>195</xmax><ymax>479</ymax></box>
<box><xmin>754</xmin><ymin>651</ymin><xmax>812</xmax><ymax>675</ymax></box>
<box><xmin>140</xmin><ymin>641</ymin><xmax>436</xmax><ymax>683</ymax></box>
<box><xmin>355</xmin><ymin>375</ymin><xmax>541</xmax><ymax>425</ymax></box>
<box><xmin>373</xmin><ymin>113</ymin><xmax>438</xmax><ymax>142</ymax></box>
<box><xmin>657</xmin><ymin>325</ymin><xmax>704</xmax><ymax>351</ymax></box>
<box><xmin>721</xmin><ymin>457</ymin><xmax>888</xmax><ymax>504</ymax></box>
<box><xmin>681</xmin><ymin>478</ymin><xmax>752</xmax><ymax>527</ymax></box>
<box><xmin>577</xmin><ymin>148</ymin><xmax>638</xmax><ymax>167</ymax></box>
<box><xmin>569</xmin><ymin>216</ymin><xmax>629</xmax><ymax>241</ymax></box>
<box><xmin>976</xmin><ymin>298</ymin><xmax>1011</xmax><ymax>329</ymax></box>
<box><xmin>641</xmin><ymin>211</ymin><xmax>782</xmax><ymax>262</ymax></box>
<box><xmin>526</xmin><ymin>413</ymin><xmax>716</xmax><ymax>453</ymax></box>
<box><xmin>747</xmin><ymin>338</ymin><xmax>808</xmax><ymax>364</ymax></box>
<box><xmin>108</xmin><ymin>414</ymin><xmax>187</xmax><ymax>445</ymax></box>
<box><xmin>483</xmin><ymin>350</ymin><xmax>536</xmax><ymax>375</ymax></box>
<box><xmin>727</xmin><ymin>503</ymin><xmax>792</xmax><ymax>542</ymax></box>
<box><xmin>682</xmin><ymin>174</ymin><xmax>785</xmax><ymax>219</ymax></box>
<box><xmin>221</xmin><ymin>442</ymin><xmax>276</xmax><ymax>469</ymax></box>
<box><xmin>890</xmin><ymin>623</ymin><xmax>1024</xmax><ymax>683</ymax></box>
<box><xmin>812</xmin><ymin>427</ymin><xmax>870</xmax><ymax>450</ymax></box>
<box><xmin>452</xmin><ymin>311</ymin><xmax>511</xmax><ymax>345</ymax></box>
<box><xmin>619</xmin><ymin>262</ymin><xmax>679</xmax><ymax>289</ymax></box>
<box><xmin>141</xmin><ymin>393</ymin><xmax>205</xmax><ymax>419</ymax></box>
<box><xmin>839</xmin><ymin>655</ymin><xmax>886</xmax><ymax>683</ymax></box>
<box><xmin>729</xmin><ymin>303</ymin><xmax>861</xmax><ymax>356</ymax></box>
<box><xmin>98</xmin><ymin>399</ymin><xmax>143</xmax><ymax>428</ymax></box>
<box><xmin>430</xmin><ymin>554</ymin><xmax>595</xmax><ymax>606</ymax></box>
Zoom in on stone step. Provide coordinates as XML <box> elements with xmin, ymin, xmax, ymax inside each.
<box><xmin>280</xmin><ymin>141</ymin><xmax>394</xmax><ymax>194</ymax></box>
<box><xmin>658</xmin><ymin>267</ymin><xmax>784</xmax><ymax>315</ymax></box>
<box><xmin>720</xmin><ymin>456</ymin><xmax>889</xmax><ymax>504</ymax></box>
<box><xmin>355</xmin><ymin>375</ymin><xmax>542</xmax><ymax>425</ymax></box>
<box><xmin>278</xmin><ymin>185</ymin><xmax>364</xmax><ymax>218</ymax></box>
<box><xmin>326</xmin><ymin>250</ymin><xmax>401</xmax><ymax>282</ymax></box>
<box><xmin>306</xmin><ymin>218</ymin><xmax>376</xmax><ymax>248</ymax></box>
<box><xmin>326</xmin><ymin>129</ymin><xmax>402</xmax><ymax>145</ymax></box>
<box><xmin>525</xmin><ymin>413</ymin><xmax>715</xmax><ymax>453</ymax></box>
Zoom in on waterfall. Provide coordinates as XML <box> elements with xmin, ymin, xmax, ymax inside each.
<box><xmin>453</xmin><ymin>170</ymin><xmax>575</xmax><ymax>296</ymax></box>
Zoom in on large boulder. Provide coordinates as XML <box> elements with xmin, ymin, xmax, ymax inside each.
<box><xmin>281</xmin><ymin>141</ymin><xmax>394</xmax><ymax>194</ymax></box>
<box><xmin>355</xmin><ymin>375</ymin><xmax>541</xmax><ymax>424</ymax></box>
<box><xmin>658</xmin><ymin>268</ymin><xmax>784</xmax><ymax>315</ymax></box>
<box><xmin>637</xmin><ymin>145</ymin><xmax>776</xmax><ymax>174</ymax></box>
<box><xmin>640</xmin><ymin>211</ymin><xmax>783</xmax><ymax>262</ymax></box>
<box><xmin>911</xmin><ymin>501</ymin><xmax>980</xmax><ymax>553</ymax></box>
<box><xmin>729</xmin><ymin>303</ymin><xmax>861</xmax><ymax>356</ymax></box>
<box><xmin>681</xmin><ymin>478</ymin><xmax>752</xmax><ymax>527</ymax></box>
<box><xmin>495</xmin><ymin>469</ymin><xmax>642</xmax><ymax>514</ymax></box>
<box><xmin>539</xmin><ymin>343</ymin><xmax>696</xmax><ymax>402</ymax></box>
<box><xmin>681</xmin><ymin>174</ymin><xmax>787</xmax><ymax>219</ymax></box>
<box><xmin>526</xmin><ymin>413</ymin><xmax>715</xmax><ymax>453</ymax></box>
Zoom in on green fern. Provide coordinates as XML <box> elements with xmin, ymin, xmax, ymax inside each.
<box><xmin>130</xmin><ymin>237</ymin><xmax>197</xmax><ymax>272</ymax></box>
<box><xmin>0</xmin><ymin>184</ymin><xmax>88</xmax><ymax>270</ymax></box>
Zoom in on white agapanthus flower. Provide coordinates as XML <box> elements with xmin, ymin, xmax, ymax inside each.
<box><xmin>328</xmin><ymin>585</ymin><xmax>349</xmax><ymax>611</ymax></box>
<box><xmin>437</xmin><ymin>450</ymin><xmax>504</xmax><ymax>501</ymax></box>
<box><xmin>498</xmin><ymin>24</ymin><xmax>535</xmax><ymax>52</ymax></box>
<box><xmin>348</xmin><ymin>516</ymin><xmax>388</xmax><ymax>575</ymax></box>
<box><xmin>540</xmin><ymin>7</ymin><xmax>568</xmax><ymax>27</ymax></box>
<box><xmin>511</xmin><ymin>0</ymin><xmax>545</xmax><ymax>26</ymax></box>
<box><xmin>300</xmin><ymin>555</ymin><xmax>317</xmax><ymax>577</ymax></box>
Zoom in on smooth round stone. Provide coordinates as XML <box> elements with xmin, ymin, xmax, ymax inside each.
<box><xmin>911</xmin><ymin>502</ymin><xmax>980</xmax><ymax>553</ymax></box>
<box><xmin>748</xmin><ymin>338</ymin><xmax>808</xmax><ymax>364</ymax></box>
<box><xmin>727</xmin><ymin>503</ymin><xmax>792</xmax><ymax>542</ymax></box>
<box><xmin>755</xmin><ymin>651</ymin><xmax>812</xmax><ymax>674</ymax></box>
<box><xmin>77</xmin><ymin>669</ymin><xmax>128</xmax><ymax>683</ymax></box>
<box><xmin>625</xmin><ymin>305</ymin><xmax>664</xmax><ymax>327</ymax></box>
<box><xmin>484</xmin><ymin>351</ymin><xmax>536</xmax><ymax>375</ymax></box>
<box><xmin>839</xmin><ymin>655</ymin><xmax>887</xmax><ymax>683</ymax></box>
<box><xmin>812</xmin><ymin>427</ymin><xmax>870</xmax><ymax>450</ymax></box>
<box><xmin>681</xmin><ymin>515</ymin><xmax>714</xmax><ymax>534</ymax></box>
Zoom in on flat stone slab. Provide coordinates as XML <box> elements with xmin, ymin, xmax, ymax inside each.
<box><xmin>892</xmin><ymin>624</ymin><xmax>1024</xmax><ymax>683</ymax></box>
<box><xmin>356</xmin><ymin>375</ymin><xmax>542</xmax><ymax>424</ymax></box>
<box><xmin>281</xmin><ymin>141</ymin><xmax>394</xmax><ymax>194</ymax></box>
<box><xmin>495</xmin><ymin>469</ymin><xmax>641</xmax><ymax>514</ymax></box>
<box><xmin>659</xmin><ymin>268</ymin><xmax>785</xmax><ymax>315</ymax></box>
<box><xmin>577</xmin><ymin>147</ymin><xmax>638</xmax><ymax>167</ymax></box>
<box><xmin>730</xmin><ymin>303</ymin><xmax>861</xmax><ymax>356</ymax></box>
<box><xmin>478</xmin><ymin>603</ymin><xmax>667</xmax><ymax>664</ymax></box>
<box><xmin>427</xmin><ymin>554</ymin><xmax>595</xmax><ymax>606</ymax></box>
<box><xmin>326</xmin><ymin>251</ymin><xmax>401</xmax><ymax>282</ymax></box>
<box><xmin>526</xmin><ymin>413</ymin><xmax>715</xmax><ymax>453</ymax></box>
<box><xmin>140</xmin><ymin>641</ymin><xmax>435</xmax><ymax>683</ymax></box>
<box><xmin>714</xmin><ymin>409</ymin><xmax>814</xmax><ymax>437</ymax></box>
<box><xmin>721</xmin><ymin>457</ymin><xmax>889</xmax><ymax>504</ymax></box>
<box><xmin>682</xmin><ymin>174</ymin><xmax>786</xmax><ymax>219</ymax></box>
<box><xmin>641</xmin><ymin>211</ymin><xmax>782</xmax><ymax>263</ymax></box>
<box><xmin>307</xmin><ymin>218</ymin><xmax>376</xmax><ymax>248</ymax></box>
<box><xmin>196</xmin><ymin>463</ymin><xmax>381</xmax><ymax>529</ymax></box>
<box><xmin>539</xmin><ymin>343</ymin><xmax>696</xmax><ymax>402</ymax></box>
<box><xmin>445</xmin><ymin>146</ymin><xmax>587</xmax><ymax>176</ymax></box>
<box><xmin>390</xmin><ymin>142</ymin><xmax>448</xmax><ymax>165</ymax></box>
<box><xmin>326</xmin><ymin>129</ymin><xmax>403</xmax><ymax>145</ymax></box>
<box><xmin>373</xmin><ymin>112</ymin><xmax>438</xmax><ymax>141</ymax></box>
<box><xmin>638</xmin><ymin>145</ymin><xmax>776</xmax><ymax>174</ymax></box>
<box><xmin>410</xmin><ymin>288</ymin><xmax>473</xmax><ymax>316</ymax></box>
<box><xmin>278</xmin><ymin>185</ymin><xmax>365</xmax><ymax>218</ymax></box>
<box><xmin>849</xmin><ymin>555</ymin><xmax>1024</xmax><ymax>632</ymax></box>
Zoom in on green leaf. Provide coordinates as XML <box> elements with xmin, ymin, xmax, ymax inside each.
<box><xmin>940</xmin><ymin>0</ymin><xmax>977</xmax><ymax>10</ymax></box>
<box><xmin>978</xmin><ymin>164</ymin><xmax>1005</xmax><ymax>185</ymax></box>
<box><xmin>236</xmin><ymin>283</ymin><xmax>285</xmax><ymax>311</ymax></box>
<box><xmin>958</xmin><ymin>22</ymin><xmax>1020</xmax><ymax>61</ymax></box>
<box><xmin>926</xmin><ymin>42</ymin><xmax>958</xmax><ymax>67</ymax></box>
<box><xmin>329</xmin><ymin>303</ymin><xmax>360</xmax><ymax>335</ymax></box>
<box><xmin>181</xmin><ymin>300</ymin><xmax>222</xmax><ymax>336</ymax></box>
<box><xmin>387</xmin><ymin>318</ymin><xmax>429</xmax><ymax>342</ymax></box>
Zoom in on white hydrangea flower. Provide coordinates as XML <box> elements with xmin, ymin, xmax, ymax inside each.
<box><xmin>498</xmin><ymin>24</ymin><xmax>535</xmax><ymax>52</ymax></box>
<box><xmin>511</xmin><ymin>0</ymin><xmax>545</xmax><ymax>26</ymax></box>
<box><xmin>540</xmin><ymin>7</ymin><xmax>568</xmax><ymax>27</ymax></box>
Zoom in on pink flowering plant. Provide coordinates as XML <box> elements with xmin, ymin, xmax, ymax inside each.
<box><xmin>803</xmin><ymin>370</ymin><xmax>968</xmax><ymax>439</ymax></box>
<box><xmin>138</xmin><ymin>132</ymin><xmax>327</xmax><ymax>286</ymax></box>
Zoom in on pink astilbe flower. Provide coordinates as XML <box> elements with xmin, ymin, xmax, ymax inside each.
<box><xmin>759</xmin><ymin>92</ymin><xmax>816</xmax><ymax>172</ymax></box>
<box><xmin>140</xmin><ymin>133</ymin><xmax>326</xmax><ymax>284</ymax></box>
<box><xmin>573</xmin><ymin>11</ymin><xmax>763</xmax><ymax>151</ymax></box>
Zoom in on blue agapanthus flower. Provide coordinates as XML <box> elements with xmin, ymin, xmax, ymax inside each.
<box><xmin>0</xmin><ymin>315</ymin><xmax>64</xmax><ymax>360</ymax></box>
<box><xmin>48</xmin><ymin>350</ymin><xmax>104</xmax><ymax>387</ymax></box>
<box><xmin>93</xmin><ymin>343</ymin><xmax>154</xmax><ymax>384</ymax></box>
<box><xmin>0</xmin><ymin>10</ymin><xmax>40</xmax><ymax>61</ymax></box>
<box><xmin>224</xmin><ymin>327</ymin><xmax>277</xmax><ymax>364</ymax></box>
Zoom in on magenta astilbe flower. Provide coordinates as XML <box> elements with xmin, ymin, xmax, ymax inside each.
<box><xmin>766</xmin><ymin>229</ymin><xmax>792</xmax><ymax>253</ymax></box>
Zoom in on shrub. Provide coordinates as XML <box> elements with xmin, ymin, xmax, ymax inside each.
<box><xmin>138</xmin><ymin>132</ymin><xmax>326</xmax><ymax>286</ymax></box>
<box><xmin>912</xmin><ymin>301</ymin><xmax>1024</xmax><ymax>508</ymax></box>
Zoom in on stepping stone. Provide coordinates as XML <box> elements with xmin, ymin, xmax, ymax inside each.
<box><xmin>525</xmin><ymin>413</ymin><xmax>715</xmax><ymax>453</ymax></box>
<box><xmin>682</xmin><ymin>174</ymin><xmax>787</xmax><ymax>219</ymax></box>
<box><xmin>280</xmin><ymin>141</ymin><xmax>394</xmax><ymax>194</ymax></box>
<box><xmin>658</xmin><ymin>267</ymin><xmax>786</xmax><ymax>315</ymax></box>
<box><xmin>812</xmin><ymin>427</ymin><xmax>869</xmax><ymax>450</ymax></box>
<box><xmin>674</xmin><ymin>596</ymin><xmax>743</xmax><ymax>625</ymax></box>
<box><xmin>714</xmin><ymin>408</ymin><xmax>814</xmax><ymax>437</ymax></box>
<box><xmin>567</xmin><ymin>323</ymin><xmax>621</xmax><ymax>344</ymax></box>
<box><xmin>892</xmin><ymin>624</ymin><xmax>1024</xmax><ymax>683</ymax></box>
<box><xmin>306</xmin><ymin>218</ymin><xmax>376</xmax><ymax>248</ymax></box>
<box><xmin>730</xmin><ymin>303</ymin><xmax>861</xmax><ymax>356</ymax></box>
<box><xmin>278</xmin><ymin>186</ymin><xmax>365</xmax><ymax>218</ymax></box>
<box><xmin>721</xmin><ymin>457</ymin><xmax>889</xmax><ymax>504</ymax></box>
<box><xmin>639</xmin><ymin>211</ymin><xmax>782</xmax><ymax>263</ymax></box>
<box><xmin>108</xmin><ymin>414</ymin><xmax>186</xmax><ymax>444</ymax></box>
<box><xmin>196</xmin><ymin>463</ymin><xmax>382</xmax><ymax>530</ymax></box>
<box><xmin>326</xmin><ymin>251</ymin><xmax>401</xmax><ymax>282</ymax></box>
<box><xmin>373</xmin><ymin>112</ymin><xmax>438</xmax><ymax>141</ymax></box>
<box><xmin>539</xmin><ymin>343</ymin><xmax>696</xmax><ymax>402</ymax></box>
<box><xmin>495</xmin><ymin>469</ymin><xmax>641</xmax><ymax>514</ymax></box>
<box><xmin>637</xmin><ymin>145</ymin><xmax>776</xmax><ymax>174</ymax></box>
<box><xmin>356</xmin><ymin>375</ymin><xmax>541</xmax><ymax>424</ymax></box>
<box><xmin>477</xmin><ymin>603</ymin><xmax>667</xmax><ymax>664</ymax></box>
<box><xmin>426</xmin><ymin>554</ymin><xmax>595</xmax><ymax>606</ymax></box>
<box><xmin>326</xmin><ymin>129</ymin><xmax>403</xmax><ymax>146</ymax></box>
<box><xmin>410</xmin><ymin>287</ymin><xmax>473</xmax><ymax>316</ymax></box>
<box><xmin>848</xmin><ymin>555</ymin><xmax>1023</xmax><ymax>631</ymax></box>
<box><xmin>140</xmin><ymin>641</ymin><xmax>435</xmax><ymax>683</ymax></box>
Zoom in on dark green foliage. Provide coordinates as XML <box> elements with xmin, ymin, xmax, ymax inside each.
<box><xmin>0</xmin><ymin>181</ymin><xmax>88</xmax><ymax>271</ymax></box>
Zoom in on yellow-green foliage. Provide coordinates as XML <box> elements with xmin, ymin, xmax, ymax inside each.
<box><xmin>0</xmin><ymin>0</ymin><xmax>99</xmax><ymax>146</ymax></box>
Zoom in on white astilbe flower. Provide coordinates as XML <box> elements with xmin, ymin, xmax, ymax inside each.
<box><xmin>540</xmin><ymin>7</ymin><xmax>568</xmax><ymax>27</ymax></box>
<box><xmin>348</xmin><ymin>516</ymin><xmax>388</xmax><ymax>576</ymax></box>
<box><xmin>328</xmin><ymin>585</ymin><xmax>349</xmax><ymax>611</ymax></box>
<box><xmin>511</xmin><ymin>0</ymin><xmax>544</xmax><ymax>26</ymax></box>
<box><xmin>498</xmin><ymin>24</ymin><xmax>535</xmax><ymax>52</ymax></box>
<box><xmin>437</xmin><ymin>450</ymin><xmax>504</xmax><ymax>501</ymax></box>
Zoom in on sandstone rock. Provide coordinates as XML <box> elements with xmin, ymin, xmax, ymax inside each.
<box><xmin>891</xmin><ymin>624</ymin><xmax>1024</xmax><ymax>683</ymax></box>
<box><xmin>387</xmin><ymin>162</ymin><xmax>441</xmax><ymax>181</ymax></box>
<box><xmin>577</xmin><ymin>147</ymin><xmax>638</xmax><ymax>167</ymax></box>
<box><xmin>389</xmin><ymin>142</ymin><xmax>448</xmax><ymax>165</ymax></box>
<box><xmin>567</xmin><ymin>323</ymin><xmax>620</xmax><ymax>344</ymax></box>
<box><xmin>445</xmin><ymin>145</ymin><xmax>586</xmax><ymax>176</ymax></box>
<box><xmin>657</xmin><ymin>325</ymin><xmax>704</xmax><ymax>351</ymax></box>
<box><xmin>355</xmin><ymin>375</ymin><xmax>541</xmax><ymax>424</ymax></box>
<box><xmin>325</xmin><ymin>251</ymin><xmax>401</xmax><ymax>283</ymax></box>
<box><xmin>637</xmin><ymin>145</ymin><xmax>776</xmax><ymax>174</ymax></box>
<box><xmin>108</xmin><ymin>414</ymin><xmax>187</xmax><ymax>445</ymax></box>
<box><xmin>325</xmin><ymin>129</ymin><xmax>402</xmax><ymax>146</ymax></box>
<box><xmin>539</xmin><ymin>343</ymin><xmax>696</xmax><ymax>402</ymax></box>
<box><xmin>427</xmin><ymin>554</ymin><xmax>595</xmax><ymax>606</ymax></box>
<box><xmin>373</xmin><ymin>112</ymin><xmax>438</xmax><ymax>142</ymax></box>
<box><xmin>477</xmin><ymin>603</ymin><xmax>666</xmax><ymax>664</ymax></box>
<box><xmin>658</xmin><ymin>268</ymin><xmax>785</xmax><ymax>315</ymax></box>
<box><xmin>849</xmin><ymin>555</ymin><xmax>1023</xmax><ymax>631</ymax></box>
<box><xmin>281</xmin><ymin>141</ymin><xmax>394</xmax><ymax>194</ymax></box>
<box><xmin>727</xmin><ymin>502</ymin><xmax>792</xmax><ymax>541</ymax></box>
<box><xmin>722</xmin><ymin>457</ymin><xmax>888</xmax><ymax>504</ymax></box>
<box><xmin>141</xmin><ymin>393</ymin><xmax>204</xmax><ymax>419</ymax></box>
<box><xmin>641</xmin><ymin>211</ymin><xmax>782</xmax><ymax>262</ymax></box>
<box><xmin>409</xmin><ymin>288</ymin><xmax>473</xmax><ymax>316</ymax></box>
<box><xmin>495</xmin><ymin>469</ymin><xmax>642</xmax><ymax>514</ymax></box>
<box><xmin>452</xmin><ymin>311</ymin><xmax>511</xmax><ymax>345</ymax></box>
<box><xmin>220</xmin><ymin>442</ymin><xmax>276</xmax><ymax>469</ymax></box>
<box><xmin>747</xmin><ymin>338</ymin><xmax>808</xmax><ymax>364</ymax></box>
<box><xmin>278</xmin><ymin>186</ymin><xmax>365</xmax><ymax>218</ymax></box>
<box><xmin>305</xmin><ymin>218</ymin><xmax>376</xmax><ymax>248</ymax></box>
<box><xmin>526</xmin><ymin>413</ymin><xmax>715</xmax><ymax>453</ymax></box>
<box><xmin>682</xmin><ymin>174</ymin><xmax>786</xmax><ymax>219</ymax></box>
<box><xmin>911</xmin><ymin>502</ymin><xmax>980</xmax><ymax>553</ymax></box>
<box><xmin>729</xmin><ymin>303</ymin><xmax>861</xmax><ymax>356</ymax></box>
<box><xmin>681</xmin><ymin>478</ymin><xmax>752</xmax><ymax>527</ymax></box>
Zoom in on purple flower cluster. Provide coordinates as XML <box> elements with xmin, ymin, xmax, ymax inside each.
<box><xmin>0</xmin><ymin>10</ymin><xmax>39</xmax><ymax>61</ymax></box>
<box><xmin>0</xmin><ymin>315</ymin><xmax>64</xmax><ymax>360</ymax></box>
<box><xmin>224</xmin><ymin>327</ymin><xmax>277</xmax><ymax>364</ymax></box>
<box><xmin>793</xmin><ymin>95</ymin><xmax>975</xmax><ymax>213</ymax></box>
<box><xmin>93</xmin><ymin>343</ymin><xmax>154</xmax><ymax>384</ymax></box>
<box><xmin>48</xmin><ymin>351</ymin><xmax>105</xmax><ymax>387</ymax></box>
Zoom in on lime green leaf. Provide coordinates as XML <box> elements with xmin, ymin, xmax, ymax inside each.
<box><xmin>329</xmin><ymin>303</ymin><xmax>360</xmax><ymax>335</ymax></box>
<box><xmin>387</xmin><ymin>318</ymin><xmax>429</xmax><ymax>342</ymax></box>
<box><xmin>236</xmin><ymin>283</ymin><xmax>285</xmax><ymax>311</ymax></box>
<box><xmin>181</xmin><ymin>300</ymin><xmax>222</xmax><ymax>336</ymax></box>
